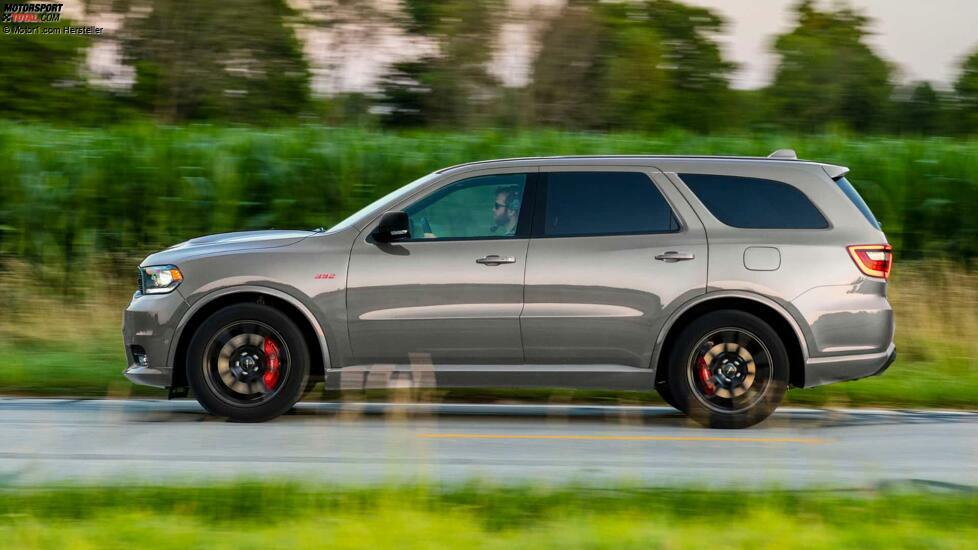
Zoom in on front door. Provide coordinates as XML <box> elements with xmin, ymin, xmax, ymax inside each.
<box><xmin>521</xmin><ymin>168</ymin><xmax>708</xmax><ymax>369</ymax></box>
<box><xmin>346</xmin><ymin>171</ymin><xmax>536</xmax><ymax>365</ymax></box>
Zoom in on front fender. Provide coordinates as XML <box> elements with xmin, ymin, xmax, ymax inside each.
<box><xmin>166</xmin><ymin>284</ymin><xmax>333</xmax><ymax>372</ymax></box>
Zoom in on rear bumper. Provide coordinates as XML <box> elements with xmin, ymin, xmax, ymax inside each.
<box><xmin>802</xmin><ymin>343</ymin><xmax>896</xmax><ymax>388</ymax></box>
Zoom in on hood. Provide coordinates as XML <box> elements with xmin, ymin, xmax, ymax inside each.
<box><xmin>141</xmin><ymin>229</ymin><xmax>314</xmax><ymax>266</ymax></box>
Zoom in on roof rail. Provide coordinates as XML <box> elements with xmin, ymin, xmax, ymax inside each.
<box><xmin>768</xmin><ymin>149</ymin><xmax>798</xmax><ymax>160</ymax></box>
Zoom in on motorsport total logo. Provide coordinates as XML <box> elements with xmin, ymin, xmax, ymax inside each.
<box><xmin>2</xmin><ymin>2</ymin><xmax>63</xmax><ymax>23</ymax></box>
<box><xmin>2</xmin><ymin>2</ymin><xmax>103</xmax><ymax>35</ymax></box>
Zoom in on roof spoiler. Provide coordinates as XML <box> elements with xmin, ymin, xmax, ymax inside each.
<box><xmin>822</xmin><ymin>164</ymin><xmax>849</xmax><ymax>179</ymax></box>
<box><xmin>768</xmin><ymin>149</ymin><xmax>797</xmax><ymax>160</ymax></box>
<box><xmin>767</xmin><ymin>148</ymin><xmax>849</xmax><ymax>178</ymax></box>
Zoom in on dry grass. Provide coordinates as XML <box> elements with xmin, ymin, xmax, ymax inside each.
<box><xmin>0</xmin><ymin>260</ymin><xmax>132</xmax><ymax>344</ymax></box>
<box><xmin>889</xmin><ymin>262</ymin><xmax>978</xmax><ymax>366</ymax></box>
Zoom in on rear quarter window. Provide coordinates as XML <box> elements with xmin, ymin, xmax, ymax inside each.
<box><xmin>834</xmin><ymin>176</ymin><xmax>881</xmax><ymax>230</ymax></box>
<box><xmin>679</xmin><ymin>174</ymin><xmax>829</xmax><ymax>229</ymax></box>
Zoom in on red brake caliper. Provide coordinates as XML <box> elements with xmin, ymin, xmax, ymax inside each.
<box><xmin>696</xmin><ymin>356</ymin><xmax>715</xmax><ymax>396</ymax></box>
<box><xmin>262</xmin><ymin>338</ymin><xmax>281</xmax><ymax>390</ymax></box>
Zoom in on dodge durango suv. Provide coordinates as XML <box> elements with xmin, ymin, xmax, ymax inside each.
<box><xmin>123</xmin><ymin>150</ymin><xmax>895</xmax><ymax>428</ymax></box>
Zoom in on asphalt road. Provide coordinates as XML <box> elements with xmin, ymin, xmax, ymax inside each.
<box><xmin>1</xmin><ymin>398</ymin><xmax>976</xmax><ymax>489</ymax></box>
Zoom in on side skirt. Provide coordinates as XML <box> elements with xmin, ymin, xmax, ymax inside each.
<box><xmin>325</xmin><ymin>364</ymin><xmax>655</xmax><ymax>392</ymax></box>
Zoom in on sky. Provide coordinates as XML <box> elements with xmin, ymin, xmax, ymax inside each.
<box><xmin>683</xmin><ymin>0</ymin><xmax>978</xmax><ymax>89</ymax></box>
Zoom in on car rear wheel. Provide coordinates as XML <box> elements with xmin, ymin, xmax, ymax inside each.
<box><xmin>187</xmin><ymin>303</ymin><xmax>309</xmax><ymax>422</ymax></box>
<box><xmin>667</xmin><ymin>310</ymin><xmax>788</xmax><ymax>429</ymax></box>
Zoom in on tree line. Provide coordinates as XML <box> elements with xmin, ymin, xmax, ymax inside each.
<box><xmin>2</xmin><ymin>0</ymin><xmax>978</xmax><ymax>135</ymax></box>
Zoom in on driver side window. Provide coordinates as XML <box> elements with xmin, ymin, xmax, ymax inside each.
<box><xmin>404</xmin><ymin>174</ymin><xmax>528</xmax><ymax>240</ymax></box>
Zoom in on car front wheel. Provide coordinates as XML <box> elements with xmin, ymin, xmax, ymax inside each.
<box><xmin>187</xmin><ymin>303</ymin><xmax>309</xmax><ymax>422</ymax></box>
<box><xmin>667</xmin><ymin>310</ymin><xmax>788</xmax><ymax>429</ymax></box>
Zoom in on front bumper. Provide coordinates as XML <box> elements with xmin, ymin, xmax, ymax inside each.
<box><xmin>123</xmin><ymin>365</ymin><xmax>172</xmax><ymax>388</ymax></box>
<box><xmin>802</xmin><ymin>343</ymin><xmax>896</xmax><ymax>388</ymax></box>
<box><xmin>122</xmin><ymin>290</ymin><xmax>189</xmax><ymax>388</ymax></box>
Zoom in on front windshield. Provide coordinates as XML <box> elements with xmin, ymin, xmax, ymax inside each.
<box><xmin>326</xmin><ymin>171</ymin><xmax>440</xmax><ymax>233</ymax></box>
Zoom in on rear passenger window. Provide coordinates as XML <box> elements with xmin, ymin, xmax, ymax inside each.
<box><xmin>541</xmin><ymin>172</ymin><xmax>679</xmax><ymax>237</ymax></box>
<box><xmin>680</xmin><ymin>174</ymin><xmax>829</xmax><ymax>229</ymax></box>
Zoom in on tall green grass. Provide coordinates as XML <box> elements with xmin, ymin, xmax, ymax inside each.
<box><xmin>0</xmin><ymin>483</ymin><xmax>975</xmax><ymax>549</ymax></box>
<box><xmin>1</xmin><ymin>123</ymin><xmax>977</xmax><ymax>288</ymax></box>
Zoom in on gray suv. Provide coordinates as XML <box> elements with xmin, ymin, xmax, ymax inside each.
<box><xmin>123</xmin><ymin>151</ymin><xmax>895</xmax><ymax>428</ymax></box>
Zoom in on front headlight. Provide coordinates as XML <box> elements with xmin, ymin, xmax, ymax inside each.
<box><xmin>140</xmin><ymin>265</ymin><xmax>183</xmax><ymax>294</ymax></box>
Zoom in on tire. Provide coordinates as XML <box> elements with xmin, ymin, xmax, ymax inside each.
<box><xmin>187</xmin><ymin>303</ymin><xmax>310</xmax><ymax>422</ymax></box>
<box><xmin>655</xmin><ymin>381</ymin><xmax>686</xmax><ymax>414</ymax></box>
<box><xmin>667</xmin><ymin>310</ymin><xmax>788</xmax><ymax>429</ymax></box>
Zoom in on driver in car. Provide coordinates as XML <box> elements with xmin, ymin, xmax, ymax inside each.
<box><xmin>420</xmin><ymin>185</ymin><xmax>522</xmax><ymax>238</ymax></box>
<box><xmin>489</xmin><ymin>185</ymin><xmax>521</xmax><ymax>236</ymax></box>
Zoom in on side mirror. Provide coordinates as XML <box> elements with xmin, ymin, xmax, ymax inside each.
<box><xmin>371</xmin><ymin>211</ymin><xmax>410</xmax><ymax>243</ymax></box>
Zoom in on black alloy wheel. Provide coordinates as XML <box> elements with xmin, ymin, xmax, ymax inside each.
<box><xmin>667</xmin><ymin>310</ymin><xmax>788</xmax><ymax>429</ymax></box>
<box><xmin>187</xmin><ymin>303</ymin><xmax>309</xmax><ymax>422</ymax></box>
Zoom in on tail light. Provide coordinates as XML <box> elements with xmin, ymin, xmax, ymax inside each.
<box><xmin>847</xmin><ymin>244</ymin><xmax>893</xmax><ymax>279</ymax></box>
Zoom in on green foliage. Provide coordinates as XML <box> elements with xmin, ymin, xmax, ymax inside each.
<box><xmin>890</xmin><ymin>82</ymin><xmax>947</xmax><ymax>135</ymax></box>
<box><xmin>604</xmin><ymin>25</ymin><xmax>670</xmax><ymax>131</ymax></box>
<box><xmin>0</xmin><ymin>483</ymin><xmax>975</xmax><ymax>548</ymax></box>
<box><xmin>121</xmin><ymin>0</ymin><xmax>310</xmax><ymax>122</ymax></box>
<box><xmin>1</xmin><ymin>124</ymin><xmax>976</xmax><ymax>285</ymax></box>
<box><xmin>768</xmin><ymin>0</ymin><xmax>893</xmax><ymax>132</ymax></box>
<box><xmin>527</xmin><ymin>0</ymin><xmax>734</xmax><ymax>132</ymax></box>
<box><xmin>954</xmin><ymin>47</ymin><xmax>978</xmax><ymax>132</ymax></box>
<box><xmin>0</xmin><ymin>25</ymin><xmax>85</xmax><ymax>120</ymax></box>
<box><xmin>529</xmin><ymin>2</ymin><xmax>608</xmax><ymax>129</ymax></box>
<box><xmin>376</xmin><ymin>59</ymin><xmax>440</xmax><ymax>128</ymax></box>
<box><xmin>401</xmin><ymin>0</ymin><xmax>441</xmax><ymax>34</ymax></box>
<box><xmin>0</xmin><ymin>20</ymin><xmax>129</xmax><ymax>123</ymax></box>
<box><xmin>633</xmin><ymin>0</ymin><xmax>736</xmax><ymax>132</ymax></box>
<box><xmin>378</xmin><ymin>0</ymin><xmax>503</xmax><ymax>129</ymax></box>
<box><xmin>907</xmin><ymin>82</ymin><xmax>941</xmax><ymax>134</ymax></box>
<box><xmin>3</xmin><ymin>1</ymin><xmax>978</xmax><ymax>135</ymax></box>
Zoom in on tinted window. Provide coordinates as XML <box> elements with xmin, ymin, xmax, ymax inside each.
<box><xmin>834</xmin><ymin>176</ymin><xmax>881</xmax><ymax>229</ymax></box>
<box><xmin>541</xmin><ymin>172</ymin><xmax>679</xmax><ymax>237</ymax></box>
<box><xmin>404</xmin><ymin>173</ymin><xmax>527</xmax><ymax>239</ymax></box>
<box><xmin>680</xmin><ymin>174</ymin><xmax>829</xmax><ymax>229</ymax></box>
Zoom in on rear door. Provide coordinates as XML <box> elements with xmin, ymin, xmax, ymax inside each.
<box><xmin>521</xmin><ymin>167</ymin><xmax>708</xmax><ymax>369</ymax></box>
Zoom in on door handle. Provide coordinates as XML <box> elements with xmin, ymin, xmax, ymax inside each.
<box><xmin>476</xmin><ymin>255</ymin><xmax>516</xmax><ymax>265</ymax></box>
<box><xmin>654</xmin><ymin>251</ymin><xmax>695</xmax><ymax>262</ymax></box>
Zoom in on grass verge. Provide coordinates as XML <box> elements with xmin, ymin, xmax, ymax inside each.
<box><xmin>2</xmin><ymin>336</ymin><xmax>978</xmax><ymax>410</ymax></box>
<box><xmin>0</xmin><ymin>262</ymin><xmax>975</xmax><ymax>409</ymax></box>
<box><xmin>0</xmin><ymin>483</ymin><xmax>975</xmax><ymax>548</ymax></box>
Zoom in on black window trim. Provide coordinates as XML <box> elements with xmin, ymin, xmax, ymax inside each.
<box><xmin>530</xmin><ymin>170</ymin><xmax>685</xmax><ymax>239</ymax></box>
<box><xmin>677</xmin><ymin>172</ymin><xmax>833</xmax><ymax>231</ymax></box>
<box><xmin>394</xmin><ymin>171</ymin><xmax>540</xmax><ymax>243</ymax></box>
